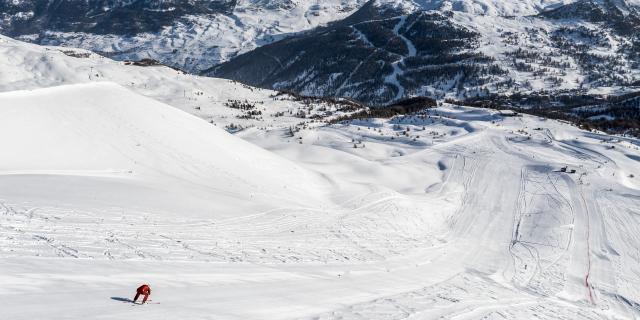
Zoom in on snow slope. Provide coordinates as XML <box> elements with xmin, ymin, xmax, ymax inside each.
<box><xmin>0</xmin><ymin>82</ymin><xmax>328</xmax><ymax>217</ymax></box>
<box><xmin>1</xmin><ymin>38</ymin><xmax>640</xmax><ymax>319</ymax></box>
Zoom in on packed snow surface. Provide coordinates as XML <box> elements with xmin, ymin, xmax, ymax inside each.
<box><xmin>1</xmin><ymin>37</ymin><xmax>640</xmax><ymax>319</ymax></box>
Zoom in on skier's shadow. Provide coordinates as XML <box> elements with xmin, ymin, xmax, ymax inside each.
<box><xmin>111</xmin><ymin>297</ymin><xmax>133</xmax><ymax>303</ymax></box>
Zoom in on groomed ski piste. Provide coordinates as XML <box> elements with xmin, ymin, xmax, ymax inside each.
<box><xmin>1</xmin><ymin>36</ymin><xmax>640</xmax><ymax>319</ymax></box>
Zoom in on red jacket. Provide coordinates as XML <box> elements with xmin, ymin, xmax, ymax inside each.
<box><xmin>137</xmin><ymin>284</ymin><xmax>151</xmax><ymax>295</ymax></box>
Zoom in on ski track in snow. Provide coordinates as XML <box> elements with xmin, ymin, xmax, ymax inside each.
<box><xmin>0</xmin><ymin>37</ymin><xmax>639</xmax><ymax>319</ymax></box>
<box><xmin>382</xmin><ymin>15</ymin><xmax>418</xmax><ymax>101</ymax></box>
<box><xmin>2</xmin><ymin>108</ymin><xmax>639</xmax><ymax>319</ymax></box>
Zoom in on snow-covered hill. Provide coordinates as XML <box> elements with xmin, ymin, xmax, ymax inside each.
<box><xmin>1</xmin><ymin>34</ymin><xmax>640</xmax><ymax>320</ymax></box>
<box><xmin>0</xmin><ymin>81</ymin><xmax>333</xmax><ymax>217</ymax></box>
<box><xmin>0</xmin><ymin>34</ymin><xmax>365</xmax><ymax>133</ymax></box>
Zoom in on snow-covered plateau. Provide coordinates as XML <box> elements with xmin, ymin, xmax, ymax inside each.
<box><xmin>0</xmin><ymin>36</ymin><xmax>639</xmax><ymax>319</ymax></box>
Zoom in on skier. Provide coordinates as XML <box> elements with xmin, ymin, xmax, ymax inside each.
<box><xmin>133</xmin><ymin>284</ymin><xmax>152</xmax><ymax>304</ymax></box>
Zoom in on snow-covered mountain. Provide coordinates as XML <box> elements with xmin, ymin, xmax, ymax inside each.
<box><xmin>4</xmin><ymin>0</ymin><xmax>640</xmax><ymax>107</ymax></box>
<box><xmin>1</xmin><ymin>36</ymin><xmax>640</xmax><ymax>319</ymax></box>
<box><xmin>0</xmin><ymin>0</ymin><xmax>368</xmax><ymax>72</ymax></box>
<box><xmin>211</xmin><ymin>0</ymin><xmax>640</xmax><ymax>105</ymax></box>
<box><xmin>0</xmin><ymin>0</ymin><xmax>585</xmax><ymax>73</ymax></box>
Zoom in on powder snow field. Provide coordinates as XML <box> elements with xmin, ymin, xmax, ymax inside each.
<box><xmin>1</xmin><ymin>37</ymin><xmax>640</xmax><ymax>319</ymax></box>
